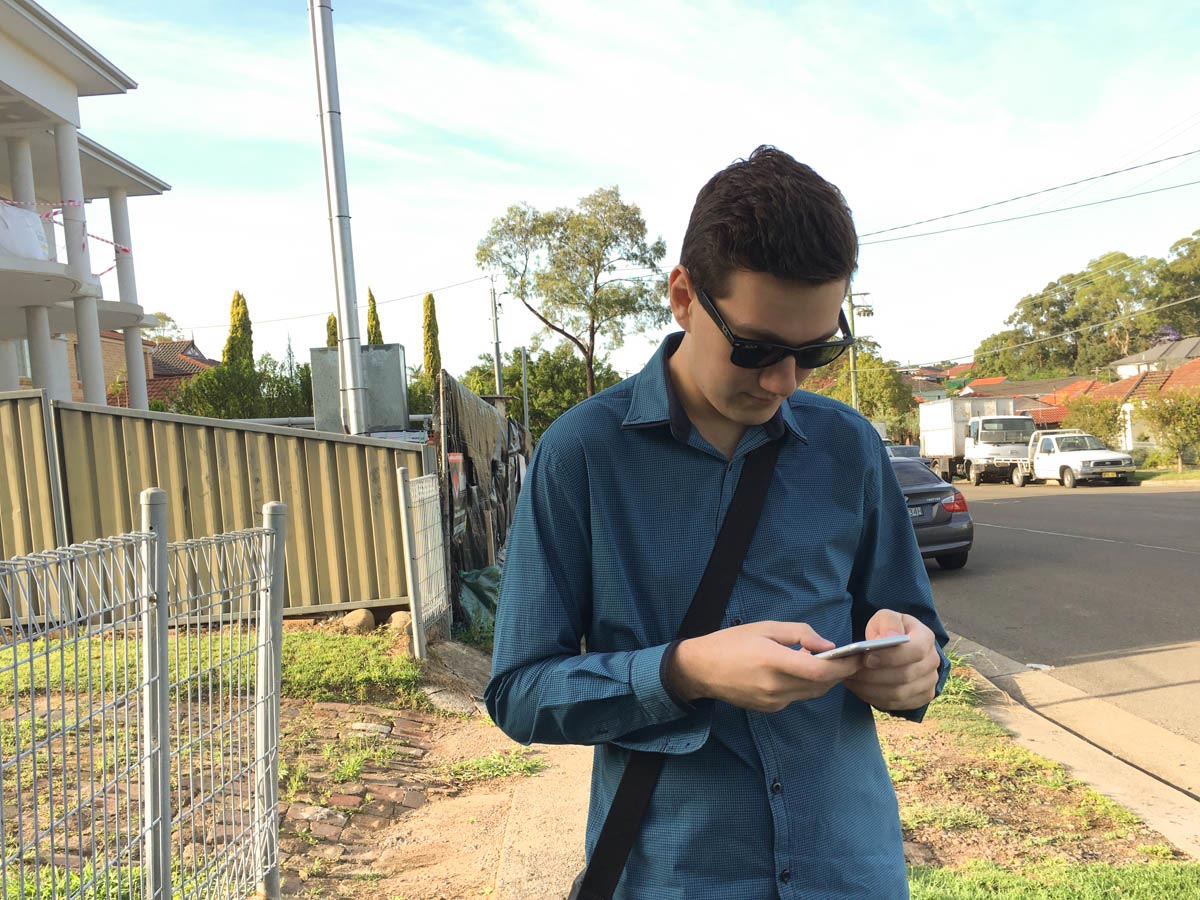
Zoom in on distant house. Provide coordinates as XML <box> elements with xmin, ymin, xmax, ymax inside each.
<box><xmin>1088</xmin><ymin>358</ymin><xmax>1200</xmax><ymax>450</ymax></box>
<box><xmin>1109</xmin><ymin>336</ymin><xmax>1200</xmax><ymax>380</ymax></box>
<box><xmin>109</xmin><ymin>338</ymin><xmax>217</xmax><ymax>407</ymax></box>
<box><xmin>945</xmin><ymin>362</ymin><xmax>974</xmax><ymax>379</ymax></box>
<box><xmin>958</xmin><ymin>375</ymin><xmax>1083</xmax><ymax>399</ymax></box>
<box><xmin>17</xmin><ymin>330</ymin><xmax>153</xmax><ymax>403</ymax></box>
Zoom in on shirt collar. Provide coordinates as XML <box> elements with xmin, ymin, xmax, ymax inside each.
<box><xmin>622</xmin><ymin>333</ymin><xmax>806</xmax><ymax>443</ymax></box>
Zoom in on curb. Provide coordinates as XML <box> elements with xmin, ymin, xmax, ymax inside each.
<box><xmin>949</xmin><ymin>631</ymin><xmax>1200</xmax><ymax>858</ymax></box>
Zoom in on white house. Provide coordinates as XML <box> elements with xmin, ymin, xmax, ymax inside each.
<box><xmin>0</xmin><ymin>0</ymin><xmax>168</xmax><ymax>408</ymax></box>
<box><xmin>1109</xmin><ymin>336</ymin><xmax>1200</xmax><ymax>380</ymax></box>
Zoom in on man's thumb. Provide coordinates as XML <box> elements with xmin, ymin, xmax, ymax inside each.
<box><xmin>867</xmin><ymin>609</ymin><xmax>906</xmax><ymax>639</ymax></box>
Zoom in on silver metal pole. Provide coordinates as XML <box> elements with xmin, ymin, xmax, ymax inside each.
<box><xmin>256</xmin><ymin>502</ymin><xmax>287</xmax><ymax>900</ymax></box>
<box><xmin>397</xmin><ymin>467</ymin><xmax>427</xmax><ymax>660</ymax></box>
<box><xmin>139</xmin><ymin>488</ymin><xmax>172</xmax><ymax>899</ymax></box>
<box><xmin>521</xmin><ymin>346</ymin><xmax>530</xmax><ymax>438</ymax></box>
<box><xmin>490</xmin><ymin>278</ymin><xmax>503</xmax><ymax>396</ymax></box>
<box><xmin>309</xmin><ymin>0</ymin><xmax>367</xmax><ymax>435</ymax></box>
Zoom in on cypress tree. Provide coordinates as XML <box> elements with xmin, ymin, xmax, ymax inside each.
<box><xmin>326</xmin><ymin>314</ymin><xmax>338</xmax><ymax>348</ymax></box>
<box><xmin>366</xmin><ymin>288</ymin><xmax>383</xmax><ymax>345</ymax></box>
<box><xmin>422</xmin><ymin>292</ymin><xmax>441</xmax><ymax>379</ymax></box>
<box><xmin>222</xmin><ymin>291</ymin><xmax>254</xmax><ymax>367</ymax></box>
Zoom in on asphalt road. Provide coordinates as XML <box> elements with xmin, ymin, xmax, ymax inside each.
<box><xmin>925</xmin><ymin>479</ymin><xmax>1200</xmax><ymax>744</ymax></box>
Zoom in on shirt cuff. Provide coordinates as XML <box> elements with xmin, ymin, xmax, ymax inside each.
<box><xmin>631</xmin><ymin>642</ymin><xmax>693</xmax><ymax>721</ymax></box>
<box><xmin>658</xmin><ymin>640</ymin><xmax>696</xmax><ymax>713</ymax></box>
<box><xmin>886</xmin><ymin>642</ymin><xmax>951</xmax><ymax>723</ymax></box>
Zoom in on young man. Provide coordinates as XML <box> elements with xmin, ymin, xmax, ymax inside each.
<box><xmin>486</xmin><ymin>146</ymin><xmax>949</xmax><ymax>899</ymax></box>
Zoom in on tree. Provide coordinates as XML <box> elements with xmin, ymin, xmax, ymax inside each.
<box><xmin>477</xmin><ymin>186</ymin><xmax>670</xmax><ymax>397</ymax></box>
<box><xmin>1071</xmin><ymin>251</ymin><xmax>1161</xmax><ymax>375</ymax></box>
<box><xmin>461</xmin><ymin>342</ymin><xmax>621</xmax><ymax>441</ymax></box>
<box><xmin>1156</xmin><ymin>229</ymin><xmax>1200</xmax><ymax>337</ymax></box>
<box><xmin>423</xmin><ymin>293</ymin><xmax>441</xmax><ymax>380</ymax></box>
<box><xmin>407</xmin><ymin>365</ymin><xmax>434</xmax><ymax>416</ymax></box>
<box><xmin>809</xmin><ymin>347</ymin><xmax>916</xmax><ymax>439</ymax></box>
<box><xmin>171</xmin><ymin>363</ymin><xmax>263</xmax><ymax>419</ymax></box>
<box><xmin>326</xmin><ymin>314</ymin><xmax>338</xmax><ymax>348</ymax></box>
<box><xmin>1062</xmin><ymin>395</ymin><xmax>1123</xmax><ymax>448</ymax></box>
<box><xmin>145</xmin><ymin>311</ymin><xmax>183</xmax><ymax>342</ymax></box>
<box><xmin>1139</xmin><ymin>390</ymin><xmax>1200</xmax><ymax>472</ymax></box>
<box><xmin>366</xmin><ymin>288</ymin><xmax>383</xmax><ymax>345</ymax></box>
<box><xmin>222</xmin><ymin>291</ymin><xmax>253</xmax><ymax>367</ymax></box>
<box><xmin>259</xmin><ymin>341</ymin><xmax>314</xmax><ymax>418</ymax></box>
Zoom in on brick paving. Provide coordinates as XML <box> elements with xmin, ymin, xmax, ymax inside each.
<box><xmin>276</xmin><ymin>697</ymin><xmax>452</xmax><ymax>895</ymax></box>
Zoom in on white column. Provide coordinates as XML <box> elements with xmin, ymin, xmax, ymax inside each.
<box><xmin>0</xmin><ymin>341</ymin><xmax>19</xmax><ymax>390</ymax></box>
<box><xmin>108</xmin><ymin>188</ymin><xmax>149</xmax><ymax>409</ymax></box>
<box><xmin>55</xmin><ymin>123</ymin><xmax>106</xmax><ymax>405</ymax></box>
<box><xmin>24</xmin><ymin>307</ymin><xmax>58</xmax><ymax>398</ymax></box>
<box><xmin>50</xmin><ymin>335</ymin><xmax>73</xmax><ymax>401</ymax></box>
<box><xmin>2</xmin><ymin>135</ymin><xmax>55</xmax><ymax>260</ymax></box>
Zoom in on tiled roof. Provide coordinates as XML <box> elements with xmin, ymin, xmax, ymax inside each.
<box><xmin>1039</xmin><ymin>380</ymin><xmax>1100</xmax><ymax>407</ymax></box>
<box><xmin>1028</xmin><ymin>406</ymin><xmax>1067</xmax><ymax>426</ymax></box>
<box><xmin>1163</xmin><ymin>357</ymin><xmax>1200</xmax><ymax>394</ymax></box>
<box><xmin>151</xmin><ymin>340</ymin><xmax>218</xmax><ymax>377</ymax></box>
<box><xmin>107</xmin><ymin>374</ymin><xmax>192</xmax><ymax>406</ymax></box>
<box><xmin>1129</xmin><ymin>371</ymin><xmax>1172</xmax><ymax>402</ymax></box>
<box><xmin>1110</xmin><ymin>336</ymin><xmax>1200</xmax><ymax>368</ymax></box>
<box><xmin>966</xmin><ymin>376</ymin><xmax>1007</xmax><ymax>387</ymax></box>
<box><xmin>1089</xmin><ymin>374</ymin><xmax>1143</xmax><ymax>403</ymax></box>
<box><xmin>946</xmin><ymin>362</ymin><xmax>974</xmax><ymax>377</ymax></box>
<box><xmin>960</xmin><ymin>376</ymin><xmax>1085</xmax><ymax>398</ymax></box>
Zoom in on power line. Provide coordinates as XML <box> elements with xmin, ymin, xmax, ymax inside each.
<box><xmin>861</xmin><ymin>179</ymin><xmax>1200</xmax><ymax>246</ymax></box>
<box><xmin>860</xmin><ymin>147</ymin><xmax>1200</xmax><ymax>237</ymax></box>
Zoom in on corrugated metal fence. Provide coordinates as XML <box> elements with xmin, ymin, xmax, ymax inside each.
<box><xmin>0</xmin><ymin>391</ymin><xmax>437</xmax><ymax>617</ymax></box>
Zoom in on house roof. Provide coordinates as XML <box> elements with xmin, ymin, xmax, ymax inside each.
<box><xmin>945</xmin><ymin>362</ymin><xmax>974</xmax><ymax>377</ymax></box>
<box><xmin>1109</xmin><ymin>336</ymin><xmax>1200</xmax><ymax>368</ymax></box>
<box><xmin>966</xmin><ymin>376</ymin><xmax>1007</xmax><ymax>387</ymax></box>
<box><xmin>0</xmin><ymin>0</ymin><xmax>137</xmax><ymax>96</ymax></box>
<box><xmin>1129</xmin><ymin>371</ymin><xmax>1172</xmax><ymax>402</ymax></box>
<box><xmin>960</xmin><ymin>376</ymin><xmax>1083</xmax><ymax>398</ymax></box>
<box><xmin>1163</xmin><ymin>357</ymin><xmax>1200</xmax><ymax>394</ymax></box>
<box><xmin>1089</xmin><ymin>373</ymin><xmax>1143</xmax><ymax>403</ymax></box>
<box><xmin>150</xmin><ymin>340</ymin><xmax>217</xmax><ymax>377</ymax></box>
<box><xmin>1028</xmin><ymin>406</ymin><xmax>1068</xmax><ymax>426</ymax></box>
<box><xmin>1038</xmin><ymin>380</ymin><xmax>1100</xmax><ymax>407</ymax></box>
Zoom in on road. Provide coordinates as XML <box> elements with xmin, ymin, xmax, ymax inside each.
<box><xmin>925</xmin><ymin>479</ymin><xmax>1200</xmax><ymax>746</ymax></box>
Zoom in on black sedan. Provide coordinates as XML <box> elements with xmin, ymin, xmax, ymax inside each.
<box><xmin>890</xmin><ymin>458</ymin><xmax>974</xmax><ymax>570</ymax></box>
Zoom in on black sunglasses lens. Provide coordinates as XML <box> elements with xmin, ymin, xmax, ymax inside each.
<box><xmin>795</xmin><ymin>343</ymin><xmax>849</xmax><ymax>369</ymax></box>
<box><xmin>731</xmin><ymin>344</ymin><xmax>786</xmax><ymax>368</ymax></box>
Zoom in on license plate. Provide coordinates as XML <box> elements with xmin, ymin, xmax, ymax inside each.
<box><xmin>908</xmin><ymin>506</ymin><xmax>923</xmax><ymax>519</ymax></box>
<box><xmin>1102</xmin><ymin>472</ymin><xmax>1118</xmax><ymax>478</ymax></box>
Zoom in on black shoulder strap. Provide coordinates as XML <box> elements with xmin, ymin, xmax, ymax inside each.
<box><xmin>574</xmin><ymin>438</ymin><xmax>783</xmax><ymax>900</ymax></box>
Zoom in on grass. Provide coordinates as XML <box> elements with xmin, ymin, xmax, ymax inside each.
<box><xmin>443</xmin><ymin>748</ymin><xmax>546</xmax><ymax>784</ymax></box>
<box><xmin>323</xmin><ymin>735</ymin><xmax>398</xmax><ymax>783</ymax></box>
<box><xmin>1133</xmin><ymin>467</ymin><xmax>1200</xmax><ymax>482</ymax></box>
<box><xmin>909</xmin><ymin>859</ymin><xmax>1200</xmax><ymax>898</ymax></box>
<box><xmin>902</xmin><ymin>802</ymin><xmax>990</xmax><ymax>832</ymax></box>
<box><xmin>280</xmin><ymin>631</ymin><xmax>424</xmax><ymax>705</ymax></box>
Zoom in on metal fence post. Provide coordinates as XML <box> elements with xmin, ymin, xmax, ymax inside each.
<box><xmin>257</xmin><ymin>502</ymin><xmax>287</xmax><ymax>900</ymax></box>
<box><xmin>139</xmin><ymin>488</ymin><xmax>172</xmax><ymax>899</ymax></box>
<box><xmin>397</xmin><ymin>467</ymin><xmax>427</xmax><ymax>660</ymax></box>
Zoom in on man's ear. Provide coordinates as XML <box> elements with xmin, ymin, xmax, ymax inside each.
<box><xmin>668</xmin><ymin>265</ymin><xmax>694</xmax><ymax>331</ymax></box>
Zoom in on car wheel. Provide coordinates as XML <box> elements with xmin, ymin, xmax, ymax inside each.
<box><xmin>968</xmin><ymin>463</ymin><xmax>981</xmax><ymax>486</ymax></box>
<box><xmin>1012</xmin><ymin>467</ymin><xmax>1026</xmax><ymax>488</ymax></box>
<box><xmin>936</xmin><ymin>552</ymin><xmax>968</xmax><ymax>570</ymax></box>
<box><xmin>1062</xmin><ymin>468</ymin><xmax>1077</xmax><ymax>489</ymax></box>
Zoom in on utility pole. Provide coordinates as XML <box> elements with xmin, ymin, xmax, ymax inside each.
<box><xmin>490</xmin><ymin>276</ymin><xmax>503</xmax><ymax>396</ymax></box>
<box><xmin>847</xmin><ymin>291</ymin><xmax>871</xmax><ymax>412</ymax></box>
<box><xmin>309</xmin><ymin>0</ymin><xmax>367</xmax><ymax>434</ymax></box>
<box><xmin>521</xmin><ymin>346</ymin><xmax>530</xmax><ymax>439</ymax></box>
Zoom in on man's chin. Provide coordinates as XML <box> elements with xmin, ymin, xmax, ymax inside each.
<box><xmin>726</xmin><ymin>396</ymin><xmax>782</xmax><ymax>425</ymax></box>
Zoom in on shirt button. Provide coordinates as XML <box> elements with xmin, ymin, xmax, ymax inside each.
<box><xmin>771</xmin><ymin>781</ymin><xmax>783</xmax><ymax>795</ymax></box>
<box><xmin>780</xmin><ymin>869</ymin><xmax>792</xmax><ymax>884</ymax></box>
<box><xmin>731</xmin><ymin>617</ymin><xmax>744</xmax><ymax>626</ymax></box>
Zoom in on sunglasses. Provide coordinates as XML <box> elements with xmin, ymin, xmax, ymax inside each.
<box><xmin>695</xmin><ymin>287</ymin><xmax>855</xmax><ymax>369</ymax></box>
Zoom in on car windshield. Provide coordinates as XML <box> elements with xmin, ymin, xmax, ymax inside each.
<box><xmin>888</xmin><ymin>446</ymin><xmax>923</xmax><ymax>458</ymax></box>
<box><xmin>1057</xmin><ymin>435</ymin><xmax>1107</xmax><ymax>452</ymax></box>
<box><xmin>978</xmin><ymin>418</ymin><xmax>1035</xmax><ymax>444</ymax></box>
<box><xmin>891</xmin><ymin>460</ymin><xmax>945</xmax><ymax>488</ymax></box>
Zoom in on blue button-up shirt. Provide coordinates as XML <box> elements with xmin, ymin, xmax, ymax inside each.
<box><xmin>486</xmin><ymin>334</ymin><xmax>949</xmax><ymax>899</ymax></box>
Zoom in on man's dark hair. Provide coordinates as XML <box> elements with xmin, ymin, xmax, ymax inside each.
<box><xmin>680</xmin><ymin>146</ymin><xmax>857</xmax><ymax>297</ymax></box>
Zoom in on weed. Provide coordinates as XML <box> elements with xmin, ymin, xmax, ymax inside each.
<box><xmin>1070</xmin><ymin>790</ymin><xmax>1141</xmax><ymax>829</ymax></box>
<box><xmin>444</xmin><ymin>749</ymin><xmax>546</xmax><ymax>783</ymax></box>
<box><xmin>901</xmin><ymin>802</ymin><xmax>989</xmax><ymax>832</ymax></box>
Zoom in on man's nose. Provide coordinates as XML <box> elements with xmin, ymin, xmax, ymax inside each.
<box><xmin>758</xmin><ymin>357</ymin><xmax>800</xmax><ymax>397</ymax></box>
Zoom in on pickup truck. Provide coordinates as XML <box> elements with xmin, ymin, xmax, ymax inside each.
<box><xmin>1001</xmin><ymin>429</ymin><xmax>1136</xmax><ymax>488</ymax></box>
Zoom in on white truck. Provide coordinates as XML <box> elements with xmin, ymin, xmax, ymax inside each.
<box><xmin>918</xmin><ymin>397</ymin><xmax>1036</xmax><ymax>484</ymax></box>
<box><xmin>1008</xmin><ymin>429</ymin><xmax>1136</xmax><ymax>488</ymax></box>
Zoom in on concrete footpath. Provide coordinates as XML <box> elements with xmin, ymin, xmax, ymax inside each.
<box><xmin>434</xmin><ymin>637</ymin><xmax>1200</xmax><ymax>895</ymax></box>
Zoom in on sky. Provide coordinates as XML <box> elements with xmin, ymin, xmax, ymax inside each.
<box><xmin>44</xmin><ymin>0</ymin><xmax>1200</xmax><ymax>381</ymax></box>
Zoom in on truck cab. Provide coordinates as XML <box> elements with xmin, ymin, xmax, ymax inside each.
<box><xmin>963</xmin><ymin>415</ymin><xmax>1036</xmax><ymax>484</ymax></box>
<box><xmin>1028</xmin><ymin>430</ymin><xmax>1135</xmax><ymax>488</ymax></box>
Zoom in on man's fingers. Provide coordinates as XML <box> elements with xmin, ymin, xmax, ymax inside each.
<box><xmin>754</xmin><ymin>620</ymin><xmax>835</xmax><ymax>653</ymax></box>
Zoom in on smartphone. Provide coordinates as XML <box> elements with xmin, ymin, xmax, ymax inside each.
<box><xmin>813</xmin><ymin>634</ymin><xmax>910</xmax><ymax>660</ymax></box>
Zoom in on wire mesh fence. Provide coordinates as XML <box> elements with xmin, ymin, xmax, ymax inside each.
<box><xmin>408</xmin><ymin>474</ymin><xmax>450</xmax><ymax>635</ymax></box>
<box><xmin>0</xmin><ymin>492</ymin><xmax>287</xmax><ymax>900</ymax></box>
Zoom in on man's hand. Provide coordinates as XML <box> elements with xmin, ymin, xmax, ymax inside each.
<box><xmin>843</xmin><ymin>610</ymin><xmax>941</xmax><ymax>711</ymax></box>
<box><xmin>667</xmin><ymin>621</ymin><xmax>863</xmax><ymax>713</ymax></box>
